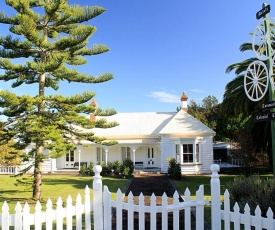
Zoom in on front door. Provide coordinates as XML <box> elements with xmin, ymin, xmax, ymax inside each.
<box><xmin>65</xmin><ymin>150</ymin><xmax>75</xmax><ymax>168</ymax></box>
<box><xmin>147</xmin><ymin>147</ymin><xmax>155</xmax><ymax>167</ymax></box>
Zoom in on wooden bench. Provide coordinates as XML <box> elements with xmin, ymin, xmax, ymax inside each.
<box><xmin>135</xmin><ymin>162</ymin><xmax>143</xmax><ymax>169</ymax></box>
<box><xmin>74</xmin><ymin>162</ymin><xmax>88</xmax><ymax>168</ymax></box>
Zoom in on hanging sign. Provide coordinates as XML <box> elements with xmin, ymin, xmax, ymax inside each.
<box><xmin>255</xmin><ymin>112</ymin><xmax>275</xmax><ymax>121</ymax></box>
<box><xmin>256</xmin><ymin>5</ymin><xmax>271</xmax><ymax>19</ymax></box>
<box><xmin>262</xmin><ymin>101</ymin><xmax>275</xmax><ymax>110</ymax></box>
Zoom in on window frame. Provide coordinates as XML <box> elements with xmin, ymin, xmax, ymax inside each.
<box><xmin>66</xmin><ymin>150</ymin><xmax>75</xmax><ymax>162</ymax></box>
<box><xmin>182</xmin><ymin>144</ymin><xmax>194</xmax><ymax>163</ymax></box>
<box><xmin>122</xmin><ymin>147</ymin><xmax>132</xmax><ymax>161</ymax></box>
<box><xmin>96</xmin><ymin>147</ymin><xmax>106</xmax><ymax>163</ymax></box>
<box><xmin>175</xmin><ymin>139</ymin><xmax>201</xmax><ymax>164</ymax></box>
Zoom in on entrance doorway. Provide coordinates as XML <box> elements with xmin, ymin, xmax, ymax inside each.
<box><xmin>65</xmin><ymin>150</ymin><xmax>75</xmax><ymax>168</ymax></box>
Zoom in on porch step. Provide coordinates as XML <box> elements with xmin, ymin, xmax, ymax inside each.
<box><xmin>134</xmin><ymin>168</ymin><xmax>161</xmax><ymax>174</ymax></box>
<box><xmin>134</xmin><ymin>171</ymin><xmax>161</xmax><ymax>174</ymax></box>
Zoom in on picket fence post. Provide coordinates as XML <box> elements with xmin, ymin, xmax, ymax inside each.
<box><xmin>211</xmin><ymin>164</ymin><xmax>221</xmax><ymax>230</ymax></box>
<box><xmin>93</xmin><ymin>165</ymin><xmax>103</xmax><ymax>230</ymax></box>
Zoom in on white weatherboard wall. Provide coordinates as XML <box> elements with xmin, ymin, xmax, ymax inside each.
<box><xmin>160</xmin><ymin>135</ymin><xmax>213</xmax><ymax>174</ymax></box>
<box><xmin>161</xmin><ymin>137</ymin><xmax>174</xmax><ymax>173</ymax></box>
<box><xmin>200</xmin><ymin>136</ymin><xmax>213</xmax><ymax>173</ymax></box>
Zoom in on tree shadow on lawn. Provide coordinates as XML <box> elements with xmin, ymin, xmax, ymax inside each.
<box><xmin>0</xmin><ymin>176</ymin><xmax>129</xmax><ymax>210</ymax></box>
<box><xmin>0</xmin><ymin>189</ymin><xmax>32</xmax><ymax>201</ymax></box>
<box><xmin>42</xmin><ymin>176</ymin><xmax>129</xmax><ymax>194</ymax></box>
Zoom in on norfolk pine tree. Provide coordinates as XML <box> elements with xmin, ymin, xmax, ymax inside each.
<box><xmin>0</xmin><ymin>0</ymin><xmax>117</xmax><ymax>200</ymax></box>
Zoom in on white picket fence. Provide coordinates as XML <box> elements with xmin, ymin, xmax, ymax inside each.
<box><xmin>103</xmin><ymin>184</ymin><xmax>204</xmax><ymax>229</ymax></box>
<box><xmin>1</xmin><ymin>164</ymin><xmax>275</xmax><ymax>229</ymax></box>
<box><xmin>221</xmin><ymin>190</ymin><xmax>275</xmax><ymax>229</ymax></box>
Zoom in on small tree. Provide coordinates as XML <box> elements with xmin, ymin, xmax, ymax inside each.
<box><xmin>0</xmin><ymin>1</ymin><xmax>117</xmax><ymax>200</ymax></box>
<box><xmin>167</xmin><ymin>157</ymin><xmax>181</xmax><ymax>180</ymax></box>
<box><xmin>122</xmin><ymin>159</ymin><xmax>134</xmax><ymax>179</ymax></box>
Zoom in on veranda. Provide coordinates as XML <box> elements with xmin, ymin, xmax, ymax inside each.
<box><xmin>1</xmin><ymin>164</ymin><xmax>275</xmax><ymax>230</ymax></box>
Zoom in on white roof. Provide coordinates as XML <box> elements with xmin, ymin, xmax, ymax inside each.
<box><xmin>159</xmin><ymin>110</ymin><xmax>215</xmax><ymax>136</ymax></box>
<box><xmin>92</xmin><ymin>112</ymin><xmax>175</xmax><ymax>138</ymax></box>
<box><xmin>90</xmin><ymin>110</ymin><xmax>215</xmax><ymax>139</ymax></box>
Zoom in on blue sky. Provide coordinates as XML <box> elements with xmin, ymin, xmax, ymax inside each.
<box><xmin>0</xmin><ymin>1</ymin><xmax>270</xmax><ymax>113</ymax></box>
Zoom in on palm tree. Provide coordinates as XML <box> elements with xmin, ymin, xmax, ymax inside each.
<box><xmin>221</xmin><ymin>42</ymin><xmax>272</xmax><ymax>165</ymax></box>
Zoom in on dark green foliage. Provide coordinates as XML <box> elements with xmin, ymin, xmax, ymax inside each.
<box><xmin>122</xmin><ymin>159</ymin><xmax>134</xmax><ymax>179</ymax></box>
<box><xmin>112</xmin><ymin>160</ymin><xmax>123</xmax><ymax>177</ymax></box>
<box><xmin>79</xmin><ymin>162</ymin><xmax>95</xmax><ymax>176</ymax></box>
<box><xmin>79</xmin><ymin>163</ymin><xmax>87</xmax><ymax>176</ymax></box>
<box><xmin>227</xmin><ymin>176</ymin><xmax>275</xmax><ymax>216</ymax></box>
<box><xmin>79</xmin><ymin>160</ymin><xmax>134</xmax><ymax>178</ymax></box>
<box><xmin>79</xmin><ymin>163</ymin><xmax>88</xmax><ymax>176</ymax></box>
<box><xmin>101</xmin><ymin>162</ymin><xmax>113</xmax><ymax>176</ymax></box>
<box><xmin>188</xmin><ymin>96</ymin><xmax>219</xmax><ymax>131</ymax></box>
<box><xmin>167</xmin><ymin>157</ymin><xmax>181</xmax><ymax>180</ymax></box>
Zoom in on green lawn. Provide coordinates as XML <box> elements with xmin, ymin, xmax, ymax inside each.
<box><xmin>173</xmin><ymin>174</ymin><xmax>237</xmax><ymax>198</ymax></box>
<box><xmin>0</xmin><ymin>174</ymin><xmax>129</xmax><ymax>213</ymax></box>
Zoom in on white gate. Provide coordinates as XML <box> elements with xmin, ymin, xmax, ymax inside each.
<box><xmin>103</xmin><ymin>185</ymin><xmax>205</xmax><ymax>230</ymax></box>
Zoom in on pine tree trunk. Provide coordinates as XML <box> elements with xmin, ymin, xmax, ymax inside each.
<box><xmin>33</xmin><ymin>147</ymin><xmax>43</xmax><ymax>200</ymax></box>
<box><xmin>33</xmin><ymin>70</ymin><xmax>46</xmax><ymax>200</ymax></box>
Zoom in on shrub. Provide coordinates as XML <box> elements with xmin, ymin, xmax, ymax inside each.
<box><xmin>79</xmin><ymin>163</ymin><xmax>88</xmax><ymax>175</ymax></box>
<box><xmin>112</xmin><ymin>160</ymin><xmax>123</xmax><ymax>177</ymax></box>
<box><xmin>101</xmin><ymin>162</ymin><xmax>113</xmax><ymax>176</ymax></box>
<box><xmin>122</xmin><ymin>159</ymin><xmax>134</xmax><ymax>179</ymax></box>
<box><xmin>88</xmin><ymin>162</ymin><xmax>95</xmax><ymax>176</ymax></box>
<box><xmin>79</xmin><ymin>162</ymin><xmax>95</xmax><ymax>176</ymax></box>
<box><xmin>227</xmin><ymin>176</ymin><xmax>275</xmax><ymax>216</ymax></box>
<box><xmin>167</xmin><ymin>157</ymin><xmax>181</xmax><ymax>180</ymax></box>
<box><xmin>79</xmin><ymin>160</ymin><xmax>134</xmax><ymax>178</ymax></box>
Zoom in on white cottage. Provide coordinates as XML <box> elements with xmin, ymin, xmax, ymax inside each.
<box><xmin>52</xmin><ymin>92</ymin><xmax>216</xmax><ymax>174</ymax></box>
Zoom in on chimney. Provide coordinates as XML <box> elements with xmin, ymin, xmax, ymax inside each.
<box><xmin>180</xmin><ymin>92</ymin><xmax>188</xmax><ymax>112</ymax></box>
<box><xmin>89</xmin><ymin>99</ymin><xmax>97</xmax><ymax>122</ymax></box>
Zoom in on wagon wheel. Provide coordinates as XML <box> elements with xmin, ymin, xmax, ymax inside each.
<box><xmin>244</xmin><ymin>61</ymin><xmax>268</xmax><ymax>101</ymax></box>
<box><xmin>252</xmin><ymin>17</ymin><xmax>275</xmax><ymax>60</ymax></box>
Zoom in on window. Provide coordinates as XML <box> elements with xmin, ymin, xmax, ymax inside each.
<box><xmin>96</xmin><ymin>147</ymin><xmax>106</xmax><ymax>163</ymax></box>
<box><xmin>66</xmin><ymin>150</ymin><xmax>74</xmax><ymax>162</ymax></box>
<box><xmin>183</xmin><ymin>144</ymin><xmax>193</xmax><ymax>163</ymax></box>
<box><xmin>122</xmin><ymin>147</ymin><xmax>131</xmax><ymax>161</ymax></box>
<box><xmin>175</xmin><ymin>144</ymin><xmax>180</xmax><ymax>163</ymax></box>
